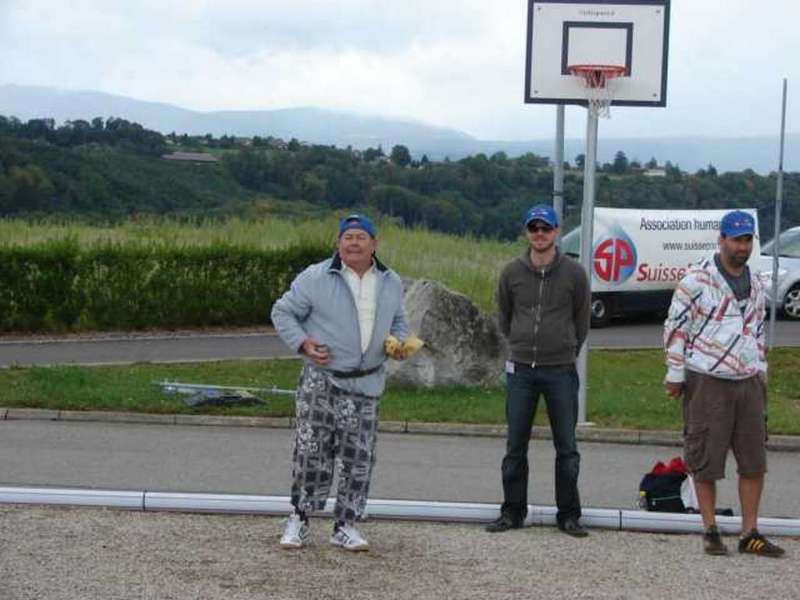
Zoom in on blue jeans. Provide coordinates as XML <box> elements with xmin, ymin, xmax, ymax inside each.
<box><xmin>500</xmin><ymin>363</ymin><xmax>582</xmax><ymax>525</ymax></box>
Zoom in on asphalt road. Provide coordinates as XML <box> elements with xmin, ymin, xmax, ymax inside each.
<box><xmin>2</xmin><ymin>419</ymin><xmax>799</xmax><ymax>518</ymax></box>
<box><xmin>2</xmin><ymin>321</ymin><xmax>799</xmax><ymax>367</ymax></box>
<box><xmin>0</xmin><ymin>331</ymin><xmax>294</xmax><ymax>367</ymax></box>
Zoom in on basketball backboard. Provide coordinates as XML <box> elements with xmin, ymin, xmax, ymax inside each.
<box><xmin>525</xmin><ymin>0</ymin><xmax>670</xmax><ymax>107</ymax></box>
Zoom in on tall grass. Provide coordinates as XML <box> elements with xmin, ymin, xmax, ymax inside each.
<box><xmin>0</xmin><ymin>217</ymin><xmax>522</xmax><ymax>311</ymax></box>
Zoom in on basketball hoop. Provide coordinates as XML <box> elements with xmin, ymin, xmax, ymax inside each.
<box><xmin>567</xmin><ymin>64</ymin><xmax>627</xmax><ymax>118</ymax></box>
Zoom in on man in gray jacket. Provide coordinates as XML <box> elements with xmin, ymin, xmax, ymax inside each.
<box><xmin>271</xmin><ymin>214</ymin><xmax>408</xmax><ymax>552</ymax></box>
<box><xmin>486</xmin><ymin>204</ymin><xmax>591</xmax><ymax>537</ymax></box>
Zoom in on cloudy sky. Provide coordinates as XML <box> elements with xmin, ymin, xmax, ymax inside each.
<box><xmin>1</xmin><ymin>0</ymin><xmax>797</xmax><ymax>141</ymax></box>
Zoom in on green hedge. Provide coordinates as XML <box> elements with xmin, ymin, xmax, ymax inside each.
<box><xmin>0</xmin><ymin>240</ymin><xmax>331</xmax><ymax>332</ymax></box>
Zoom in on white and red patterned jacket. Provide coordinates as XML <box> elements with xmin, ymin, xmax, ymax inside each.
<box><xmin>664</xmin><ymin>255</ymin><xmax>767</xmax><ymax>383</ymax></box>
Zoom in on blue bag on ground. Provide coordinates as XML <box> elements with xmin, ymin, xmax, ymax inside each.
<box><xmin>638</xmin><ymin>457</ymin><xmax>687</xmax><ymax>512</ymax></box>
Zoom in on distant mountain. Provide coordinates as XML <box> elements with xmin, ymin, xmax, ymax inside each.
<box><xmin>0</xmin><ymin>84</ymin><xmax>473</xmax><ymax>150</ymax></box>
<box><xmin>1</xmin><ymin>83</ymin><xmax>796</xmax><ymax>173</ymax></box>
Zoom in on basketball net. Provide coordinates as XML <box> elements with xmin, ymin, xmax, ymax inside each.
<box><xmin>567</xmin><ymin>65</ymin><xmax>626</xmax><ymax>118</ymax></box>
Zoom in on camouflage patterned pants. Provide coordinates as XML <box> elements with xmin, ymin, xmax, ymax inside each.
<box><xmin>290</xmin><ymin>364</ymin><xmax>380</xmax><ymax>524</ymax></box>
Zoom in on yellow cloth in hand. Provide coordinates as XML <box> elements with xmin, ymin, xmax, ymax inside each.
<box><xmin>384</xmin><ymin>333</ymin><xmax>425</xmax><ymax>360</ymax></box>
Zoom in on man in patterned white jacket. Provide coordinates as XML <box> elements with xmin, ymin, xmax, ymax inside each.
<box><xmin>271</xmin><ymin>214</ymin><xmax>408</xmax><ymax>552</ymax></box>
<box><xmin>664</xmin><ymin>209</ymin><xmax>784</xmax><ymax>558</ymax></box>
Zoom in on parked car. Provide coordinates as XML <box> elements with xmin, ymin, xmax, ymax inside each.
<box><xmin>755</xmin><ymin>226</ymin><xmax>800</xmax><ymax>320</ymax></box>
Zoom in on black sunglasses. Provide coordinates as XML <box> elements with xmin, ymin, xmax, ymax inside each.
<box><xmin>527</xmin><ymin>223</ymin><xmax>554</xmax><ymax>233</ymax></box>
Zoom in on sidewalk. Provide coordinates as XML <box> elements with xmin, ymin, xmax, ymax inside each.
<box><xmin>2</xmin><ymin>410</ymin><xmax>800</xmax><ymax>518</ymax></box>
<box><xmin>3</xmin><ymin>406</ymin><xmax>799</xmax><ymax>451</ymax></box>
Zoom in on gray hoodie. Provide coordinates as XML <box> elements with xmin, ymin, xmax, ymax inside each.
<box><xmin>496</xmin><ymin>248</ymin><xmax>590</xmax><ymax>367</ymax></box>
<box><xmin>271</xmin><ymin>252</ymin><xmax>408</xmax><ymax>397</ymax></box>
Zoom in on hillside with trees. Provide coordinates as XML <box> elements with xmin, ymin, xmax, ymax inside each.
<box><xmin>1</xmin><ymin>114</ymin><xmax>798</xmax><ymax>240</ymax></box>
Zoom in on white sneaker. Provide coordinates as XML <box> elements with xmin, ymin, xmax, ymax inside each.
<box><xmin>330</xmin><ymin>523</ymin><xmax>369</xmax><ymax>552</ymax></box>
<box><xmin>279</xmin><ymin>513</ymin><xmax>309</xmax><ymax>549</ymax></box>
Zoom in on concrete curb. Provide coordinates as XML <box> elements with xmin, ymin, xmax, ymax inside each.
<box><xmin>0</xmin><ymin>330</ymin><xmax>280</xmax><ymax>345</ymax></box>
<box><xmin>61</xmin><ymin>410</ymin><xmax>176</xmax><ymax>425</ymax></box>
<box><xmin>5</xmin><ymin>408</ymin><xmax>61</xmax><ymax>421</ymax></box>
<box><xmin>172</xmin><ymin>414</ymin><xmax>293</xmax><ymax>428</ymax></box>
<box><xmin>2</xmin><ymin>406</ymin><xmax>799</xmax><ymax>451</ymax></box>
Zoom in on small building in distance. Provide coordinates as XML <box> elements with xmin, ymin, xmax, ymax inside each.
<box><xmin>161</xmin><ymin>152</ymin><xmax>219</xmax><ymax>163</ymax></box>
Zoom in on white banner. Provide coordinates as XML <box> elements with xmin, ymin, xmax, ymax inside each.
<box><xmin>589</xmin><ymin>208</ymin><xmax>760</xmax><ymax>292</ymax></box>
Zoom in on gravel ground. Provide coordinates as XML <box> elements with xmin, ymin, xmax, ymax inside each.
<box><xmin>1</xmin><ymin>505</ymin><xmax>797</xmax><ymax>600</ymax></box>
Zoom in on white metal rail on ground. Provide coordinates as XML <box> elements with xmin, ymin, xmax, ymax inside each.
<box><xmin>1</xmin><ymin>485</ymin><xmax>799</xmax><ymax>537</ymax></box>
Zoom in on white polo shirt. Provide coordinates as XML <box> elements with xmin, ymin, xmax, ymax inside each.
<box><xmin>342</xmin><ymin>263</ymin><xmax>377</xmax><ymax>353</ymax></box>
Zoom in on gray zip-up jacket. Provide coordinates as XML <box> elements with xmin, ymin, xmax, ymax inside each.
<box><xmin>496</xmin><ymin>248</ymin><xmax>590</xmax><ymax>366</ymax></box>
<box><xmin>271</xmin><ymin>252</ymin><xmax>409</xmax><ymax>397</ymax></box>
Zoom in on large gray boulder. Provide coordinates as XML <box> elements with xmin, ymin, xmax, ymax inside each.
<box><xmin>386</xmin><ymin>279</ymin><xmax>506</xmax><ymax>388</ymax></box>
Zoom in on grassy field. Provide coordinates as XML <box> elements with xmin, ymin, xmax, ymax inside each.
<box><xmin>0</xmin><ymin>216</ymin><xmax>518</xmax><ymax>311</ymax></box>
<box><xmin>2</xmin><ymin>349</ymin><xmax>799</xmax><ymax>433</ymax></box>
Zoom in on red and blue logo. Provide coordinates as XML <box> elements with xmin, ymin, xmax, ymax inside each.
<box><xmin>592</xmin><ymin>228</ymin><xmax>638</xmax><ymax>284</ymax></box>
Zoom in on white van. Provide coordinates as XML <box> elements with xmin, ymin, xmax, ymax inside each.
<box><xmin>560</xmin><ymin>208</ymin><xmax>761</xmax><ymax>327</ymax></box>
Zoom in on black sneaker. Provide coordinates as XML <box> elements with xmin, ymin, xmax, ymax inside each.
<box><xmin>558</xmin><ymin>517</ymin><xmax>588</xmax><ymax>538</ymax></box>
<box><xmin>485</xmin><ymin>513</ymin><xmax>523</xmax><ymax>533</ymax></box>
<box><xmin>738</xmin><ymin>529</ymin><xmax>785</xmax><ymax>558</ymax></box>
<box><xmin>703</xmin><ymin>525</ymin><xmax>728</xmax><ymax>556</ymax></box>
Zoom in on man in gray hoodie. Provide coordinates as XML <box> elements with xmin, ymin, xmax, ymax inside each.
<box><xmin>486</xmin><ymin>204</ymin><xmax>591</xmax><ymax>537</ymax></box>
<box><xmin>271</xmin><ymin>214</ymin><xmax>408</xmax><ymax>552</ymax></box>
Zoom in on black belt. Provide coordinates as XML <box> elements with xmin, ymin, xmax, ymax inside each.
<box><xmin>328</xmin><ymin>365</ymin><xmax>382</xmax><ymax>379</ymax></box>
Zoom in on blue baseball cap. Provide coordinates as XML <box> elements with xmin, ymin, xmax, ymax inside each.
<box><xmin>524</xmin><ymin>204</ymin><xmax>559</xmax><ymax>228</ymax></box>
<box><xmin>720</xmin><ymin>210</ymin><xmax>756</xmax><ymax>238</ymax></box>
<box><xmin>339</xmin><ymin>214</ymin><xmax>376</xmax><ymax>238</ymax></box>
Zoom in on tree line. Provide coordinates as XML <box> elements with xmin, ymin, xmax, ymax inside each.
<box><xmin>1</xmin><ymin>114</ymin><xmax>798</xmax><ymax>240</ymax></box>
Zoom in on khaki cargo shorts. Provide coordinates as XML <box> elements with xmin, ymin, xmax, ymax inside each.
<box><xmin>682</xmin><ymin>371</ymin><xmax>767</xmax><ymax>481</ymax></box>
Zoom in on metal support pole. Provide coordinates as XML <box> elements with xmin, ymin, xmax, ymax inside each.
<box><xmin>769</xmin><ymin>78</ymin><xmax>788</xmax><ymax>351</ymax></box>
<box><xmin>577</xmin><ymin>108</ymin><xmax>599</xmax><ymax>425</ymax></box>
<box><xmin>553</xmin><ymin>105</ymin><xmax>565</xmax><ymax>240</ymax></box>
